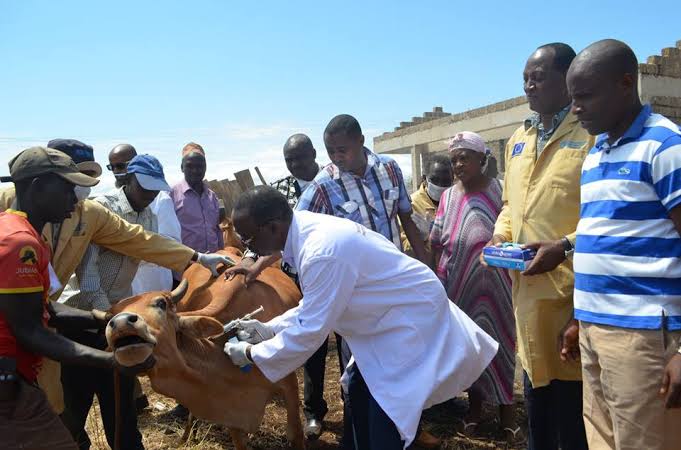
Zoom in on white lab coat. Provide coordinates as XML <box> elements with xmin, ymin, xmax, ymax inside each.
<box><xmin>131</xmin><ymin>191</ymin><xmax>181</xmax><ymax>294</ymax></box>
<box><xmin>250</xmin><ymin>211</ymin><xmax>498</xmax><ymax>447</ymax></box>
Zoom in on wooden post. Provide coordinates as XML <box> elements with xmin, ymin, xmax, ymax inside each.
<box><xmin>254</xmin><ymin>166</ymin><xmax>268</xmax><ymax>185</ymax></box>
<box><xmin>234</xmin><ymin>169</ymin><xmax>255</xmax><ymax>191</ymax></box>
<box><xmin>411</xmin><ymin>145</ymin><xmax>423</xmax><ymax>192</ymax></box>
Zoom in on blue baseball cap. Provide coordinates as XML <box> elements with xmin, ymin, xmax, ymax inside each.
<box><xmin>47</xmin><ymin>138</ymin><xmax>102</xmax><ymax>178</ymax></box>
<box><xmin>126</xmin><ymin>154</ymin><xmax>170</xmax><ymax>191</ymax></box>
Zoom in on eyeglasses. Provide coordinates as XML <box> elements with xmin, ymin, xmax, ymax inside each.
<box><xmin>236</xmin><ymin>219</ymin><xmax>280</xmax><ymax>248</ymax></box>
<box><xmin>106</xmin><ymin>161</ymin><xmax>130</xmax><ymax>172</ymax></box>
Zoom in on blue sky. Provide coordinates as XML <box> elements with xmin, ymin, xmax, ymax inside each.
<box><xmin>1</xmin><ymin>1</ymin><xmax>680</xmax><ymax>192</ymax></box>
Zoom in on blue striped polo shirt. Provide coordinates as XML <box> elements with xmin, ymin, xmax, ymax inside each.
<box><xmin>574</xmin><ymin>105</ymin><xmax>681</xmax><ymax>330</ymax></box>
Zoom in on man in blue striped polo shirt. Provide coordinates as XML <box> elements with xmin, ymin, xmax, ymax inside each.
<box><xmin>568</xmin><ymin>39</ymin><xmax>681</xmax><ymax>450</ymax></box>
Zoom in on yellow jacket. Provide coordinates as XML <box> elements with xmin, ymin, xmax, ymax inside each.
<box><xmin>401</xmin><ymin>183</ymin><xmax>436</xmax><ymax>256</ymax></box>
<box><xmin>0</xmin><ymin>186</ymin><xmax>195</xmax><ymax>412</ymax></box>
<box><xmin>494</xmin><ymin>112</ymin><xmax>594</xmax><ymax>387</ymax></box>
<box><xmin>0</xmin><ymin>186</ymin><xmax>194</xmax><ymax>301</ymax></box>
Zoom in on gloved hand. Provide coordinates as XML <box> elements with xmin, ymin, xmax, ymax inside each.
<box><xmin>197</xmin><ymin>253</ymin><xmax>235</xmax><ymax>277</ymax></box>
<box><xmin>224</xmin><ymin>340</ymin><xmax>252</xmax><ymax>367</ymax></box>
<box><xmin>235</xmin><ymin>319</ymin><xmax>275</xmax><ymax>344</ymax></box>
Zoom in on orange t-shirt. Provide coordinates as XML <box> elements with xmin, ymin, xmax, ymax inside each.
<box><xmin>0</xmin><ymin>210</ymin><xmax>51</xmax><ymax>382</ymax></box>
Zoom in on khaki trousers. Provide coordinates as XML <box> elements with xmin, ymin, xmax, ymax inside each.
<box><xmin>579</xmin><ymin>322</ymin><xmax>681</xmax><ymax>450</ymax></box>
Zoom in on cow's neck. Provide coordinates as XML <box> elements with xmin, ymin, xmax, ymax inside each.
<box><xmin>148</xmin><ymin>332</ymin><xmax>271</xmax><ymax>432</ymax></box>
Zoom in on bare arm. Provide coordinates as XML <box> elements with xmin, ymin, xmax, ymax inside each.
<box><xmin>431</xmin><ymin>247</ymin><xmax>442</xmax><ymax>271</ymax></box>
<box><xmin>48</xmin><ymin>302</ymin><xmax>106</xmax><ymax>331</ymax></box>
<box><xmin>0</xmin><ymin>293</ymin><xmax>114</xmax><ymax>369</ymax></box>
<box><xmin>399</xmin><ymin>211</ymin><xmax>428</xmax><ymax>264</ymax></box>
<box><xmin>223</xmin><ymin>253</ymin><xmax>281</xmax><ymax>286</ymax></box>
<box><xmin>661</xmin><ymin>205</ymin><xmax>681</xmax><ymax>408</ymax></box>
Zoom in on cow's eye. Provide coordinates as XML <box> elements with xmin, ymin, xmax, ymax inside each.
<box><xmin>154</xmin><ymin>299</ymin><xmax>167</xmax><ymax>310</ymax></box>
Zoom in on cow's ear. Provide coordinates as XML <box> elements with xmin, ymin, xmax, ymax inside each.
<box><xmin>178</xmin><ymin>316</ymin><xmax>224</xmax><ymax>339</ymax></box>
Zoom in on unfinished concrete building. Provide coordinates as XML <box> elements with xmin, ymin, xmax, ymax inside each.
<box><xmin>374</xmin><ymin>40</ymin><xmax>681</xmax><ymax>191</ymax></box>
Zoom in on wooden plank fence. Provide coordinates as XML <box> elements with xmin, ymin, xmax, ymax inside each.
<box><xmin>208</xmin><ymin>166</ymin><xmax>266</xmax><ymax>215</ymax></box>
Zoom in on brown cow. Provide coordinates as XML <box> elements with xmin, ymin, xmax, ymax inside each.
<box><xmin>105</xmin><ymin>247</ymin><xmax>304</xmax><ymax>450</ymax></box>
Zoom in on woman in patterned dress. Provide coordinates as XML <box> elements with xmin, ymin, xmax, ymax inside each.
<box><xmin>430</xmin><ymin>131</ymin><xmax>517</xmax><ymax>436</ymax></box>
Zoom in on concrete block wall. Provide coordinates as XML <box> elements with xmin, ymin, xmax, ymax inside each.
<box><xmin>377</xmin><ymin>38</ymin><xmax>681</xmax><ymax>187</ymax></box>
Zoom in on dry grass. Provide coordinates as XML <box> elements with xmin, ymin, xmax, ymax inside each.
<box><xmin>87</xmin><ymin>337</ymin><xmax>526</xmax><ymax>449</ymax></box>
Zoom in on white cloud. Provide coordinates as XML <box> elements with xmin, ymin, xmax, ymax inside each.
<box><xmin>0</xmin><ymin>121</ymin><xmax>414</xmax><ymax>196</ymax></box>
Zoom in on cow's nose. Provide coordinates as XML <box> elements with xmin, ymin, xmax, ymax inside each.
<box><xmin>108</xmin><ymin>312</ymin><xmax>139</xmax><ymax>329</ymax></box>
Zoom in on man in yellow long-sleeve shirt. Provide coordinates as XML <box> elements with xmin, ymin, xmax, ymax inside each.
<box><xmin>0</xmin><ymin>146</ymin><xmax>233</xmax><ymax>413</ymax></box>
<box><xmin>482</xmin><ymin>43</ymin><xmax>594</xmax><ymax>450</ymax></box>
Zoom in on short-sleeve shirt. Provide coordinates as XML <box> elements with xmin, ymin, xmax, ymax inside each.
<box><xmin>296</xmin><ymin>148</ymin><xmax>412</xmax><ymax>249</ymax></box>
<box><xmin>574</xmin><ymin>105</ymin><xmax>681</xmax><ymax>330</ymax></box>
<box><xmin>0</xmin><ymin>210</ymin><xmax>51</xmax><ymax>381</ymax></box>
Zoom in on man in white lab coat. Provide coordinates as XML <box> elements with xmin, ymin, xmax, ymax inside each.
<box><xmin>223</xmin><ymin>186</ymin><xmax>498</xmax><ymax>449</ymax></box>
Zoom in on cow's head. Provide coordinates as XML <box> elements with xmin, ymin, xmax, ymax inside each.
<box><xmin>105</xmin><ymin>280</ymin><xmax>224</xmax><ymax>367</ymax></box>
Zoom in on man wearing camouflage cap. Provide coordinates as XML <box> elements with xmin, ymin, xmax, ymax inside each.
<box><xmin>0</xmin><ymin>147</ymin><xmax>153</xmax><ymax>450</ymax></box>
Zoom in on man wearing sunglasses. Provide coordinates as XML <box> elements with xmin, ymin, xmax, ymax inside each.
<box><xmin>108</xmin><ymin>144</ymin><xmax>137</xmax><ymax>188</ymax></box>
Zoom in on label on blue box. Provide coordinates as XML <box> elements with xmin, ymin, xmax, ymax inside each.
<box><xmin>483</xmin><ymin>244</ymin><xmax>536</xmax><ymax>271</ymax></box>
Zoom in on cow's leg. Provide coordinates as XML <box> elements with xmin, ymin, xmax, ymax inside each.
<box><xmin>228</xmin><ymin>428</ymin><xmax>248</xmax><ymax>450</ymax></box>
<box><xmin>280</xmin><ymin>372</ymin><xmax>305</xmax><ymax>449</ymax></box>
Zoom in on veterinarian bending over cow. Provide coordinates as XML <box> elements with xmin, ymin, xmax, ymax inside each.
<box><xmin>223</xmin><ymin>186</ymin><xmax>498</xmax><ymax>450</ymax></box>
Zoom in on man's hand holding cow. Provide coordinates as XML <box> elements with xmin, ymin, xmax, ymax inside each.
<box><xmin>224</xmin><ymin>254</ymin><xmax>278</xmax><ymax>286</ymax></box>
<box><xmin>236</xmin><ymin>319</ymin><xmax>275</xmax><ymax>344</ymax></box>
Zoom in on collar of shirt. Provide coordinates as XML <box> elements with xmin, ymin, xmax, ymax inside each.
<box><xmin>6</xmin><ymin>208</ymin><xmax>27</xmax><ymax>218</ymax></box>
<box><xmin>295</xmin><ymin>177</ymin><xmax>312</xmax><ymax>193</ymax></box>
<box><xmin>178</xmin><ymin>178</ymin><xmax>209</xmax><ymax>196</ymax></box>
<box><xmin>330</xmin><ymin>147</ymin><xmax>379</xmax><ymax>180</ymax></box>
<box><xmin>282</xmin><ymin>213</ymin><xmax>297</xmax><ymax>268</ymax></box>
<box><xmin>595</xmin><ymin>104</ymin><xmax>652</xmax><ymax>151</ymax></box>
<box><xmin>111</xmin><ymin>187</ymin><xmax>136</xmax><ymax>215</ymax></box>
<box><xmin>524</xmin><ymin>104</ymin><xmax>571</xmax><ymax>135</ymax></box>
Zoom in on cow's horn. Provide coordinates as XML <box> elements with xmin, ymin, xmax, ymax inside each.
<box><xmin>170</xmin><ymin>279</ymin><xmax>188</xmax><ymax>304</ymax></box>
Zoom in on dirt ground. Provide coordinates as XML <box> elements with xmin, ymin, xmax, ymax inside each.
<box><xmin>87</xmin><ymin>338</ymin><xmax>527</xmax><ymax>449</ymax></box>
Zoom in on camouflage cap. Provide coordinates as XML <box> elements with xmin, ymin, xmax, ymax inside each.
<box><xmin>1</xmin><ymin>146</ymin><xmax>100</xmax><ymax>187</ymax></box>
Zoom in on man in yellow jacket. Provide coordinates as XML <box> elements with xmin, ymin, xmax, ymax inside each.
<box><xmin>483</xmin><ymin>43</ymin><xmax>594</xmax><ymax>450</ymax></box>
<box><xmin>0</xmin><ymin>146</ymin><xmax>233</xmax><ymax>412</ymax></box>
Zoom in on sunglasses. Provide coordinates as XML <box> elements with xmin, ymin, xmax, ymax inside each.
<box><xmin>106</xmin><ymin>161</ymin><xmax>130</xmax><ymax>172</ymax></box>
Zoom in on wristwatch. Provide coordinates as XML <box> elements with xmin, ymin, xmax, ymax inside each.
<box><xmin>243</xmin><ymin>249</ymin><xmax>259</xmax><ymax>261</ymax></box>
<box><xmin>561</xmin><ymin>237</ymin><xmax>574</xmax><ymax>259</ymax></box>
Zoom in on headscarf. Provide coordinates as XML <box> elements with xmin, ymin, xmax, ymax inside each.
<box><xmin>182</xmin><ymin>142</ymin><xmax>206</xmax><ymax>158</ymax></box>
<box><xmin>448</xmin><ymin>131</ymin><xmax>491</xmax><ymax>173</ymax></box>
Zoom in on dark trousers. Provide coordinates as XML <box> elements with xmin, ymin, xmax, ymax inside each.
<box><xmin>303</xmin><ymin>333</ymin><xmax>354</xmax><ymax>447</ymax></box>
<box><xmin>60</xmin><ymin>330</ymin><xmax>144</xmax><ymax>450</ymax></box>
<box><xmin>346</xmin><ymin>362</ymin><xmax>403</xmax><ymax>450</ymax></box>
<box><xmin>523</xmin><ymin>371</ymin><xmax>587</xmax><ymax>450</ymax></box>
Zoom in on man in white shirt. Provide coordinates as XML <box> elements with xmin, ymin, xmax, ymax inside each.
<box><xmin>223</xmin><ymin>186</ymin><xmax>498</xmax><ymax>449</ymax></box>
<box><xmin>108</xmin><ymin>144</ymin><xmax>182</xmax><ymax>294</ymax></box>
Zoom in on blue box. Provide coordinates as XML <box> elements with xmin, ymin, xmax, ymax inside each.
<box><xmin>483</xmin><ymin>244</ymin><xmax>536</xmax><ymax>271</ymax></box>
